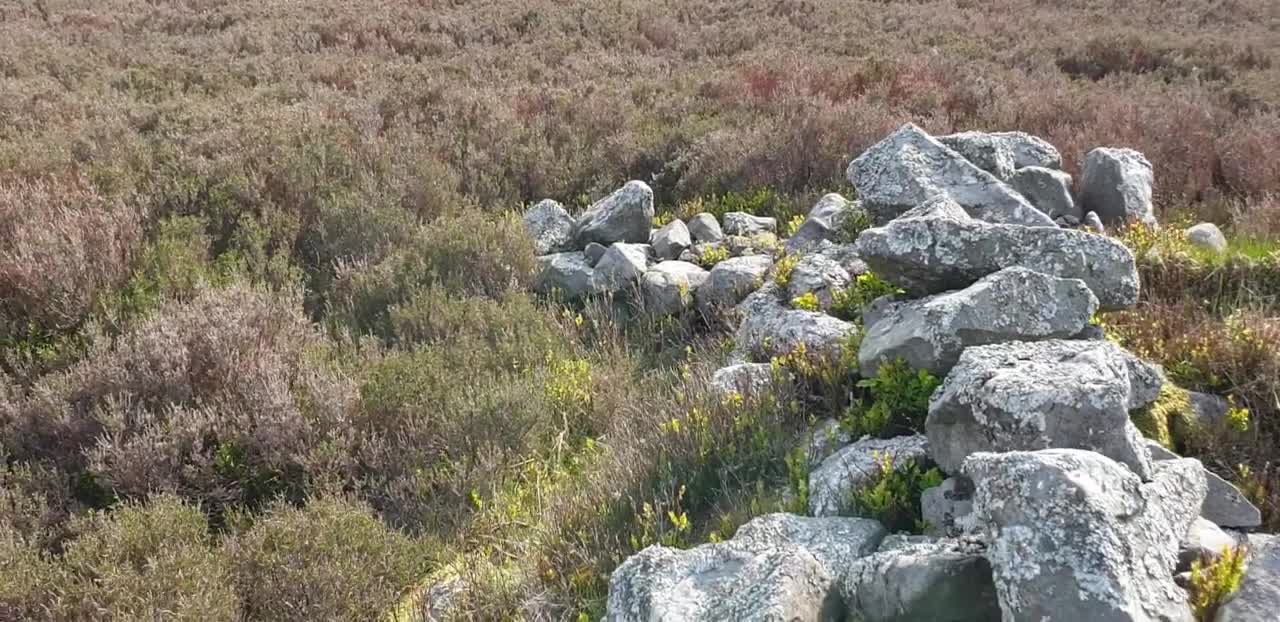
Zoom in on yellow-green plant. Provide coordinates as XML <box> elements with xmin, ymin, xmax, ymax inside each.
<box><xmin>773</xmin><ymin>253</ymin><xmax>800</xmax><ymax>289</ymax></box>
<box><xmin>791</xmin><ymin>291</ymin><xmax>820</xmax><ymax>311</ymax></box>
<box><xmin>696</xmin><ymin>245</ymin><xmax>730</xmax><ymax>268</ymax></box>
<box><xmin>830</xmin><ymin>272</ymin><xmax>903</xmax><ymax>322</ymax></box>
<box><xmin>786</xmin><ymin>214</ymin><xmax>807</xmax><ymax>237</ymax></box>
<box><xmin>852</xmin><ymin>453</ymin><xmax>943</xmax><ymax>533</ymax></box>
<box><xmin>1188</xmin><ymin>545</ymin><xmax>1249</xmax><ymax>621</ymax></box>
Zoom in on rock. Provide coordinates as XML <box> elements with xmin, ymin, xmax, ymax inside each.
<box><xmin>534</xmin><ymin>252</ymin><xmax>594</xmax><ymax>300</ymax></box>
<box><xmin>696</xmin><ymin>255</ymin><xmax>774</xmax><ymax>311</ymax></box>
<box><xmin>1079</xmin><ymin>147</ymin><xmax>1156</xmax><ymax>227</ymax></box>
<box><xmin>841</xmin><ymin>537</ymin><xmax>1000</xmax><ymax>622</ymax></box>
<box><xmin>809</xmin><ymin>435</ymin><xmax>930</xmax><ymax>517</ymax></box>
<box><xmin>920</xmin><ymin>477</ymin><xmax>975</xmax><ymax>537</ymax></box>
<box><xmin>1216</xmin><ymin>534</ymin><xmax>1280</xmax><ymax>622</ymax></box>
<box><xmin>584</xmin><ymin>242</ymin><xmax>607</xmax><ymax>266</ymax></box>
<box><xmin>734</xmin><ymin>284</ymin><xmax>855</xmax><ymax>363</ymax></box>
<box><xmin>688</xmin><ymin>213</ymin><xmax>725</xmax><ymax>243</ymax></box>
<box><xmin>962</xmin><ymin>449</ymin><xmax>1207</xmax><ymax>622</ymax></box>
<box><xmin>1009</xmin><ymin>166</ymin><xmax>1080</xmax><ymax>225</ymax></box>
<box><xmin>574</xmin><ymin>180</ymin><xmax>655</xmax><ymax>246</ymax></box>
<box><xmin>722</xmin><ymin>212</ymin><xmax>777</xmax><ymax>236</ymax></box>
<box><xmin>927</xmin><ymin>339</ymin><xmax>1162</xmax><ymax>479</ymax></box>
<box><xmin>858</xmin><ymin>266</ymin><xmax>1099</xmax><ymax>377</ymax></box>
<box><xmin>710</xmin><ymin>363</ymin><xmax>776</xmax><ymax>397</ymax></box>
<box><xmin>786</xmin><ymin>194</ymin><xmax>859</xmax><ymax>252</ymax></box>
<box><xmin>1186</xmin><ymin>222</ymin><xmax>1228</xmax><ymax>254</ymax></box>
<box><xmin>847</xmin><ymin>124</ymin><xmax>1056</xmax><ymax>227</ymax></box>
<box><xmin>876</xmin><ymin>534</ymin><xmax>937</xmax><ymax>553</ymax></box>
<box><xmin>524</xmin><ymin>199</ymin><xmax>575</xmax><ymax>254</ymax></box>
<box><xmin>651</xmin><ymin>220</ymin><xmax>693</xmax><ymax>260</ymax></box>
<box><xmin>725</xmin><ymin>232</ymin><xmax>779</xmax><ymax>256</ymax></box>
<box><xmin>640</xmin><ymin>261</ymin><xmax>709</xmax><ymax>315</ymax></box>
<box><xmin>590</xmin><ymin>243</ymin><xmax>652</xmax><ymax>293</ymax></box>
<box><xmin>1178</xmin><ymin>517</ymin><xmax>1240</xmax><ymax>572</ymax></box>
<box><xmin>731</xmin><ymin>513</ymin><xmax>888</xmax><ymax>576</ymax></box>
<box><xmin>855</xmin><ymin>195</ymin><xmax>1140</xmax><ymax>310</ymax></box>
<box><xmin>808</xmin><ymin>239</ymin><xmax>869</xmax><ymax>277</ymax></box>
<box><xmin>1146</xmin><ymin>441</ymin><xmax>1262</xmax><ymax>528</ymax></box>
<box><xmin>787</xmin><ymin>252</ymin><xmax>852</xmax><ymax>309</ymax></box>
<box><xmin>809</xmin><ymin>419</ymin><xmax>853</xmax><ymax>469</ymax></box>
<box><xmin>1083</xmin><ymin>210</ymin><xmax>1106</xmax><ymax>233</ymax></box>
<box><xmin>939</xmin><ymin>130</ymin><xmax>1063</xmax><ymax>175</ymax></box>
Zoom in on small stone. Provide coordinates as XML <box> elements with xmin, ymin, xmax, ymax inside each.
<box><xmin>722</xmin><ymin>212</ymin><xmax>777</xmax><ymax>236</ymax></box>
<box><xmin>734</xmin><ymin>283</ymin><xmax>856</xmax><ymax>363</ymax></box>
<box><xmin>786</xmin><ymin>193</ymin><xmax>861</xmax><ymax>253</ymax></box>
<box><xmin>710</xmin><ymin>363</ymin><xmax>775</xmax><ymax>398</ymax></box>
<box><xmin>841</xmin><ymin>536</ymin><xmax>1000</xmax><ymax>622</ymax></box>
<box><xmin>1216</xmin><ymin>534</ymin><xmax>1280</xmax><ymax>622</ymax></box>
<box><xmin>920</xmin><ymin>477</ymin><xmax>975</xmax><ymax>537</ymax></box>
<box><xmin>1083</xmin><ymin>210</ymin><xmax>1106</xmax><ymax>233</ymax></box>
<box><xmin>1146</xmin><ymin>441</ymin><xmax>1262</xmax><ymax>528</ymax></box>
<box><xmin>1178</xmin><ymin>517</ymin><xmax>1240</xmax><ymax>572</ymax></box>
<box><xmin>695</xmin><ymin>255</ymin><xmax>774</xmax><ymax>311</ymax></box>
<box><xmin>1186</xmin><ymin>222</ymin><xmax>1228</xmax><ymax>254</ymax></box>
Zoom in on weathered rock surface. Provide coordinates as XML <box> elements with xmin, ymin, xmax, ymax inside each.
<box><xmin>651</xmin><ymin>219</ymin><xmax>692</xmax><ymax>260</ymax></box>
<box><xmin>584</xmin><ymin>242</ymin><xmax>607</xmax><ymax>266</ymax></box>
<box><xmin>591</xmin><ymin>243</ymin><xmax>651</xmax><ymax>293</ymax></box>
<box><xmin>787</xmin><ymin>252</ymin><xmax>853</xmax><ymax>309</ymax></box>
<box><xmin>809</xmin><ymin>435</ymin><xmax>930</xmax><ymax>517</ymax></box>
<box><xmin>1009</xmin><ymin>166</ymin><xmax>1080</xmax><ymax>225</ymax></box>
<box><xmin>1216</xmin><ymin>534</ymin><xmax>1280</xmax><ymax>622</ymax></box>
<box><xmin>962</xmin><ymin>449</ymin><xmax>1206</xmax><ymax>622</ymax></box>
<box><xmin>696</xmin><ymin>255</ymin><xmax>773</xmax><ymax>310</ymax></box>
<box><xmin>734</xmin><ymin>284</ymin><xmax>855</xmax><ymax>362</ymax></box>
<box><xmin>858</xmin><ymin>266</ymin><xmax>1098</xmax><ymax>377</ymax></box>
<box><xmin>723</xmin><ymin>212</ymin><xmax>777</xmax><ymax>236</ymax></box>
<box><xmin>808</xmin><ymin>419</ymin><xmax>853</xmax><ymax>469</ymax></box>
<box><xmin>841</xmin><ymin>536</ymin><xmax>1000</xmax><ymax>622</ymax></box>
<box><xmin>855</xmin><ymin>196</ymin><xmax>1140</xmax><ymax>310</ymax></box>
<box><xmin>524</xmin><ymin>199</ymin><xmax>575</xmax><ymax>254</ymax></box>
<box><xmin>732</xmin><ymin>513</ymin><xmax>888</xmax><ymax>576</ymax></box>
<box><xmin>1147</xmin><ymin>441</ymin><xmax>1262</xmax><ymax>528</ymax></box>
<box><xmin>1178</xmin><ymin>517</ymin><xmax>1239</xmax><ymax>572</ymax></box>
<box><xmin>939</xmin><ymin>130</ymin><xmax>1063</xmax><ymax>175</ymax></box>
<box><xmin>1083</xmin><ymin>210</ymin><xmax>1106</xmax><ymax>233</ymax></box>
<box><xmin>575</xmin><ymin>180</ymin><xmax>655</xmax><ymax>246</ymax></box>
<box><xmin>710</xmin><ymin>362</ymin><xmax>776</xmax><ymax>397</ymax></box>
<box><xmin>535</xmin><ymin>252</ymin><xmax>594</xmax><ymax>299</ymax></box>
<box><xmin>688</xmin><ymin>212</ymin><xmax>724</xmax><ymax>243</ymax></box>
<box><xmin>920</xmin><ymin>477</ymin><xmax>975</xmax><ymax>537</ymax></box>
<box><xmin>787</xmin><ymin>193</ymin><xmax>858</xmax><ymax>252</ymax></box>
<box><xmin>927</xmin><ymin>339</ymin><xmax>1162</xmax><ymax>479</ymax></box>
<box><xmin>725</xmin><ymin>232</ymin><xmax>778</xmax><ymax>257</ymax></box>
<box><xmin>1186</xmin><ymin>222</ymin><xmax>1228</xmax><ymax>254</ymax></box>
<box><xmin>640</xmin><ymin>260</ymin><xmax>708</xmax><ymax>315</ymax></box>
<box><xmin>1079</xmin><ymin>147</ymin><xmax>1156</xmax><ymax>227</ymax></box>
<box><xmin>847</xmin><ymin>124</ymin><xmax>1056</xmax><ymax>227</ymax></box>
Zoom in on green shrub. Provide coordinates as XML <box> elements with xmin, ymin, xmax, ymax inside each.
<box><xmin>852</xmin><ymin>453</ymin><xmax>943</xmax><ymax>534</ymax></box>
<box><xmin>1188</xmin><ymin>545</ymin><xmax>1248</xmax><ymax>621</ymax></box>
<box><xmin>844</xmin><ymin>359</ymin><xmax>941</xmax><ymax>437</ymax></box>
<box><xmin>835</xmin><ymin>207</ymin><xmax>874</xmax><ymax>244</ymax></box>
<box><xmin>830</xmin><ymin>273</ymin><xmax>903</xmax><ymax>323</ymax></box>
<box><xmin>791</xmin><ymin>291</ymin><xmax>820</xmax><ymax>311</ymax></box>
<box><xmin>695</xmin><ymin>245</ymin><xmax>730</xmax><ymax>268</ymax></box>
<box><xmin>773</xmin><ymin>254</ymin><xmax>800</xmax><ymax>289</ymax></box>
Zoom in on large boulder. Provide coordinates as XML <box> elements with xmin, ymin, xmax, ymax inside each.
<box><xmin>927</xmin><ymin>339</ymin><xmax>1162</xmax><ymax>479</ymax></box>
<box><xmin>1146</xmin><ymin>441</ymin><xmax>1262</xmax><ymax>528</ymax></box>
<box><xmin>574</xmin><ymin>181</ymin><xmax>656</xmax><ymax>246</ymax></box>
<box><xmin>786</xmin><ymin>193</ymin><xmax>859</xmax><ymax>252</ymax></box>
<box><xmin>858</xmin><ymin>266</ymin><xmax>1098</xmax><ymax>377</ymax></box>
<box><xmin>938</xmin><ymin>130</ymin><xmax>1063</xmax><ymax>177</ymax></box>
<box><xmin>524</xmin><ymin>199</ymin><xmax>575</xmax><ymax>254</ymax></box>
<box><xmin>1008</xmin><ymin>166</ymin><xmax>1080</xmax><ymax>225</ymax></box>
<box><xmin>651</xmin><ymin>219</ymin><xmax>693</xmax><ymax>260</ymax></box>
<box><xmin>1079</xmin><ymin>147</ymin><xmax>1156</xmax><ymax>227</ymax></box>
<box><xmin>847</xmin><ymin>124</ymin><xmax>1056</xmax><ymax>227</ymax></box>
<box><xmin>640</xmin><ymin>260</ymin><xmax>709</xmax><ymax>315</ymax></box>
<box><xmin>723</xmin><ymin>212</ymin><xmax>777</xmax><ymax>236</ymax></box>
<box><xmin>734</xmin><ymin>284</ymin><xmax>855</xmax><ymax>363</ymax></box>
<box><xmin>534</xmin><ymin>252</ymin><xmax>594</xmax><ymax>300</ymax></box>
<box><xmin>962</xmin><ymin>449</ymin><xmax>1207</xmax><ymax>622</ymax></box>
<box><xmin>1217</xmin><ymin>534</ymin><xmax>1280</xmax><ymax>622</ymax></box>
<box><xmin>809</xmin><ymin>435</ymin><xmax>930</xmax><ymax>517</ymax></box>
<box><xmin>590</xmin><ymin>243</ymin><xmax>652</xmax><ymax>293</ymax></box>
<box><xmin>855</xmin><ymin>195</ymin><xmax>1140</xmax><ymax>310</ymax></box>
<box><xmin>688</xmin><ymin>213</ymin><xmax>725</xmax><ymax>243</ymax></box>
<box><xmin>841</xmin><ymin>537</ymin><xmax>1000</xmax><ymax>622</ymax></box>
<box><xmin>696</xmin><ymin>255</ymin><xmax>773</xmax><ymax>311</ymax></box>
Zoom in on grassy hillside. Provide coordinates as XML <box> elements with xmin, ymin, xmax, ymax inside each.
<box><xmin>1</xmin><ymin>0</ymin><xmax>1279</xmax><ymax>619</ymax></box>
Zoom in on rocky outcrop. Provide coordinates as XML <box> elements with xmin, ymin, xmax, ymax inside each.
<box><xmin>1079</xmin><ymin>147</ymin><xmax>1156</xmax><ymax>227</ymax></box>
<box><xmin>809</xmin><ymin>434</ymin><xmax>930</xmax><ymax>517</ymax></box>
<box><xmin>926</xmin><ymin>339</ymin><xmax>1162</xmax><ymax>479</ymax></box>
<box><xmin>855</xmin><ymin>195</ymin><xmax>1140</xmax><ymax>310</ymax></box>
<box><xmin>523</xmin><ymin>199</ymin><xmax>575</xmax><ymax>254</ymax></box>
<box><xmin>840</xmin><ymin>536</ymin><xmax>1000</xmax><ymax>622</ymax></box>
<box><xmin>857</xmin><ymin>266</ymin><xmax>1098</xmax><ymax>377</ymax></box>
<box><xmin>963</xmin><ymin>449</ymin><xmax>1206</xmax><ymax>622</ymax></box>
<box><xmin>574</xmin><ymin>180</ymin><xmax>656</xmax><ymax>246</ymax></box>
<box><xmin>640</xmin><ymin>260</ymin><xmax>708</xmax><ymax>315</ymax></box>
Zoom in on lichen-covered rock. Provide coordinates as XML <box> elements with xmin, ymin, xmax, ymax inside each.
<box><xmin>1177</xmin><ymin>517</ymin><xmax>1240</xmax><ymax>572</ymax></box>
<box><xmin>786</xmin><ymin>193</ymin><xmax>859</xmax><ymax>252</ymax></box>
<box><xmin>574</xmin><ymin>180</ymin><xmax>655</xmax><ymax>246</ymax></box>
<box><xmin>640</xmin><ymin>260</ymin><xmax>709</xmax><ymax>315</ymax></box>
<box><xmin>732</xmin><ymin>513</ymin><xmax>888</xmax><ymax>576</ymax></box>
<box><xmin>809</xmin><ymin>435</ymin><xmax>930</xmax><ymax>517</ymax></box>
<box><xmin>840</xmin><ymin>536</ymin><xmax>1000</xmax><ymax>622</ymax></box>
<box><xmin>696</xmin><ymin>255</ymin><xmax>773</xmax><ymax>311</ymax></box>
<box><xmin>590</xmin><ymin>243</ymin><xmax>652</xmax><ymax>293</ymax></box>
<box><xmin>927</xmin><ymin>340</ymin><xmax>1162</xmax><ymax>479</ymax></box>
<box><xmin>920</xmin><ymin>477</ymin><xmax>975</xmax><ymax>537</ymax></box>
<box><xmin>808</xmin><ymin>418</ymin><xmax>853</xmax><ymax>469</ymax></box>
<box><xmin>723</xmin><ymin>212</ymin><xmax>777</xmax><ymax>236</ymax></box>
<box><xmin>847</xmin><ymin>124</ymin><xmax>1056</xmax><ymax>227</ymax></box>
<box><xmin>688</xmin><ymin>212</ymin><xmax>724</xmax><ymax>243</ymax></box>
<box><xmin>1186</xmin><ymin>222</ymin><xmax>1228</xmax><ymax>254</ymax></box>
<box><xmin>524</xmin><ymin>199</ymin><xmax>575</xmax><ymax>254</ymax></box>
<box><xmin>710</xmin><ymin>362</ymin><xmax>776</xmax><ymax>397</ymax></box>
<box><xmin>733</xmin><ymin>284</ymin><xmax>855</xmax><ymax>363</ymax></box>
<box><xmin>855</xmin><ymin>195</ymin><xmax>1140</xmax><ymax>310</ymax></box>
<box><xmin>1009</xmin><ymin>166</ymin><xmax>1080</xmax><ymax>225</ymax></box>
<box><xmin>962</xmin><ymin>449</ymin><xmax>1207</xmax><ymax>622</ymax></box>
<box><xmin>1216</xmin><ymin>534</ymin><xmax>1280</xmax><ymax>622</ymax></box>
<box><xmin>858</xmin><ymin>267</ymin><xmax>1098</xmax><ymax>377</ymax></box>
<box><xmin>1146</xmin><ymin>441</ymin><xmax>1262</xmax><ymax>528</ymax></box>
<box><xmin>534</xmin><ymin>252</ymin><xmax>594</xmax><ymax>299</ymax></box>
<box><xmin>787</xmin><ymin>252</ymin><xmax>853</xmax><ymax>309</ymax></box>
<box><xmin>652</xmin><ymin>219</ymin><xmax>693</xmax><ymax>260</ymax></box>
<box><xmin>939</xmin><ymin>130</ymin><xmax>1063</xmax><ymax>176</ymax></box>
<box><xmin>1079</xmin><ymin>148</ymin><xmax>1156</xmax><ymax>227</ymax></box>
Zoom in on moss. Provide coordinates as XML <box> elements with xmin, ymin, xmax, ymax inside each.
<box><xmin>1131</xmin><ymin>384</ymin><xmax>1191</xmax><ymax>450</ymax></box>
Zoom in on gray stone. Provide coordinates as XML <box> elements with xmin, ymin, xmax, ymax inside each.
<box><xmin>1080</xmin><ymin>147</ymin><xmax>1156</xmax><ymax>227</ymax></box>
<box><xmin>1146</xmin><ymin>441</ymin><xmax>1262</xmax><ymax>528</ymax></box>
<box><xmin>688</xmin><ymin>213</ymin><xmax>724</xmax><ymax>243</ymax></box>
<box><xmin>939</xmin><ymin>130</ymin><xmax>1063</xmax><ymax>176</ymax></box>
<box><xmin>809</xmin><ymin>435</ymin><xmax>930</xmax><ymax>517</ymax></box>
<box><xmin>927</xmin><ymin>339</ymin><xmax>1162</xmax><ymax>479</ymax></box>
<box><xmin>574</xmin><ymin>180</ymin><xmax>655</xmax><ymax>246</ymax></box>
<box><xmin>1186</xmin><ymin>222</ymin><xmax>1228</xmax><ymax>254</ymax></box>
<box><xmin>651</xmin><ymin>220</ymin><xmax>692</xmax><ymax>260</ymax></box>
<box><xmin>1178</xmin><ymin>517</ymin><xmax>1240</xmax><ymax>572</ymax></box>
<box><xmin>921</xmin><ymin>477</ymin><xmax>975</xmax><ymax>537</ymax></box>
<box><xmin>847</xmin><ymin>124</ymin><xmax>1056</xmax><ymax>227</ymax></box>
<box><xmin>1083</xmin><ymin>210</ymin><xmax>1106</xmax><ymax>233</ymax></box>
<box><xmin>809</xmin><ymin>419</ymin><xmax>853</xmax><ymax>470</ymax></box>
<box><xmin>855</xmin><ymin>195</ymin><xmax>1140</xmax><ymax>310</ymax></box>
<box><xmin>733</xmin><ymin>284</ymin><xmax>855</xmax><ymax>363</ymax></box>
<box><xmin>696</xmin><ymin>255</ymin><xmax>773</xmax><ymax>311</ymax></box>
<box><xmin>786</xmin><ymin>193</ymin><xmax>861</xmax><ymax>253</ymax></box>
<box><xmin>590</xmin><ymin>243</ymin><xmax>651</xmax><ymax>293</ymax></box>
<box><xmin>858</xmin><ymin>266</ymin><xmax>1098</xmax><ymax>377</ymax></box>
<box><xmin>534</xmin><ymin>252</ymin><xmax>594</xmax><ymax>300</ymax></box>
<box><xmin>1009</xmin><ymin>166</ymin><xmax>1080</xmax><ymax>225</ymax></box>
<box><xmin>962</xmin><ymin>449</ymin><xmax>1206</xmax><ymax>622</ymax></box>
<box><xmin>723</xmin><ymin>212</ymin><xmax>777</xmax><ymax>236</ymax></box>
<box><xmin>841</xmin><ymin>537</ymin><xmax>1000</xmax><ymax>622</ymax></box>
<box><xmin>524</xmin><ymin>199</ymin><xmax>575</xmax><ymax>254</ymax></box>
<box><xmin>710</xmin><ymin>363</ymin><xmax>776</xmax><ymax>398</ymax></box>
<box><xmin>584</xmin><ymin>242</ymin><xmax>607</xmax><ymax>266</ymax></box>
<box><xmin>787</xmin><ymin>252</ymin><xmax>852</xmax><ymax>309</ymax></box>
<box><xmin>1217</xmin><ymin>534</ymin><xmax>1280</xmax><ymax>622</ymax></box>
<box><xmin>731</xmin><ymin>513</ymin><xmax>888</xmax><ymax>577</ymax></box>
<box><xmin>640</xmin><ymin>261</ymin><xmax>709</xmax><ymax>315</ymax></box>
<box><xmin>725</xmin><ymin>233</ymin><xmax>779</xmax><ymax>257</ymax></box>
